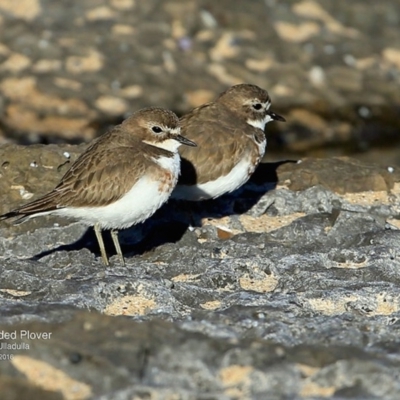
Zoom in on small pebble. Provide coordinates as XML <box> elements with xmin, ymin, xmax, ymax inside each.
<box><xmin>358</xmin><ymin>106</ymin><xmax>371</xmax><ymax>118</ymax></box>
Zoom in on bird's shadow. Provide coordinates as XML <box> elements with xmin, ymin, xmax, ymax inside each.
<box><xmin>163</xmin><ymin>159</ymin><xmax>297</xmax><ymax>228</ymax></box>
<box><xmin>31</xmin><ymin>160</ymin><xmax>296</xmax><ymax>262</ymax></box>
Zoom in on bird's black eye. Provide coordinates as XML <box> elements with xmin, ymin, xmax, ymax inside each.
<box><xmin>252</xmin><ymin>103</ymin><xmax>262</xmax><ymax>110</ymax></box>
<box><xmin>152</xmin><ymin>126</ymin><xmax>162</xmax><ymax>133</ymax></box>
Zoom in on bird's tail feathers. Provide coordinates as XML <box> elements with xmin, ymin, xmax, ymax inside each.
<box><xmin>0</xmin><ymin>192</ymin><xmax>60</xmax><ymax>224</ymax></box>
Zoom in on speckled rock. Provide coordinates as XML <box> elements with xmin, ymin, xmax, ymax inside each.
<box><xmin>0</xmin><ymin>0</ymin><xmax>399</xmax><ymax>163</ymax></box>
<box><xmin>274</xmin><ymin>157</ymin><xmax>400</xmax><ymax>193</ymax></box>
<box><xmin>1</xmin><ymin>150</ymin><xmax>400</xmax><ymax>398</ymax></box>
<box><xmin>0</xmin><ymin>143</ymin><xmax>86</xmax><ymax>217</ymax></box>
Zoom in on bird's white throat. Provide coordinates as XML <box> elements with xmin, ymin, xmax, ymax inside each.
<box><xmin>143</xmin><ymin>138</ymin><xmax>181</xmax><ymax>152</ymax></box>
<box><xmin>247</xmin><ymin>114</ymin><xmax>274</xmax><ymax>130</ymax></box>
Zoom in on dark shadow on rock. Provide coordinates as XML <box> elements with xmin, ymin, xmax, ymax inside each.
<box><xmin>125</xmin><ymin>221</ymin><xmax>190</xmax><ymax>257</ymax></box>
<box><xmin>178</xmin><ymin>159</ymin><xmax>298</xmax><ymax>222</ymax></box>
<box><xmin>232</xmin><ymin>160</ymin><xmax>297</xmax><ymax>214</ymax></box>
<box><xmin>134</xmin><ymin>160</ymin><xmax>299</xmax><ymax>248</ymax></box>
<box><xmin>29</xmin><ymin>220</ymin><xmax>190</xmax><ymax>262</ymax></box>
<box><xmin>29</xmin><ymin>227</ymin><xmax>104</xmax><ymax>262</ymax></box>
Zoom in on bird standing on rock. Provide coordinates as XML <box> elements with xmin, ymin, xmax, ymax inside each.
<box><xmin>172</xmin><ymin>84</ymin><xmax>285</xmax><ymax>201</ymax></box>
<box><xmin>0</xmin><ymin>107</ymin><xmax>196</xmax><ymax>266</ymax></box>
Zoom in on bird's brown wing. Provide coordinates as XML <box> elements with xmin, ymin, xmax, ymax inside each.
<box><xmin>1</xmin><ymin>143</ymin><xmax>149</xmax><ymax>219</ymax></box>
<box><xmin>178</xmin><ymin>104</ymin><xmax>256</xmax><ymax>185</ymax></box>
<box><xmin>55</xmin><ymin>145</ymin><xmax>148</xmax><ymax>208</ymax></box>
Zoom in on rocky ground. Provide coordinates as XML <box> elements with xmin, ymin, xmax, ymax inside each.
<box><xmin>0</xmin><ymin>0</ymin><xmax>399</xmax><ymax>163</ymax></box>
<box><xmin>1</xmin><ymin>148</ymin><xmax>400</xmax><ymax>399</ymax></box>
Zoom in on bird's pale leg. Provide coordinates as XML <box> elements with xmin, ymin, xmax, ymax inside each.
<box><xmin>94</xmin><ymin>223</ymin><xmax>109</xmax><ymax>266</ymax></box>
<box><xmin>111</xmin><ymin>229</ymin><xmax>125</xmax><ymax>266</ymax></box>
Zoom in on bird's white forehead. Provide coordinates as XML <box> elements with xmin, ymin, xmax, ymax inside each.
<box><xmin>146</xmin><ymin>122</ymin><xmax>180</xmax><ymax>134</ymax></box>
<box><xmin>169</xmin><ymin>127</ymin><xmax>181</xmax><ymax>135</ymax></box>
<box><xmin>244</xmin><ymin>98</ymin><xmax>271</xmax><ymax>110</ymax></box>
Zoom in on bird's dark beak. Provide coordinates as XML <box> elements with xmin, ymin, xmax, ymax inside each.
<box><xmin>175</xmin><ymin>134</ymin><xmax>197</xmax><ymax>147</ymax></box>
<box><xmin>267</xmin><ymin>111</ymin><xmax>286</xmax><ymax>122</ymax></box>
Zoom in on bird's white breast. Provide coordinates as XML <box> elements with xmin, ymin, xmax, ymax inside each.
<box><xmin>55</xmin><ymin>153</ymin><xmax>180</xmax><ymax>229</ymax></box>
<box><xmin>172</xmin><ymin>143</ymin><xmax>265</xmax><ymax>201</ymax></box>
<box><xmin>173</xmin><ymin>116</ymin><xmax>270</xmax><ymax>201</ymax></box>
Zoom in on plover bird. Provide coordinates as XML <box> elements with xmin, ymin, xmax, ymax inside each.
<box><xmin>172</xmin><ymin>84</ymin><xmax>285</xmax><ymax>201</ymax></box>
<box><xmin>0</xmin><ymin>108</ymin><xmax>196</xmax><ymax>266</ymax></box>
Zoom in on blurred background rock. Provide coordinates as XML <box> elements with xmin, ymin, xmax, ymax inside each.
<box><xmin>0</xmin><ymin>0</ymin><xmax>399</xmax><ymax>164</ymax></box>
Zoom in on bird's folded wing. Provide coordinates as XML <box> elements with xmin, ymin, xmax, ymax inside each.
<box><xmin>55</xmin><ymin>146</ymin><xmax>147</xmax><ymax>208</ymax></box>
<box><xmin>4</xmin><ymin>147</ymin><xmax>147</xmax><ymax>218</ymax></box>
<box><xmin>178</xmin><ymin>115</ymin><xmax>251</xmax><ymax>185</ymax></box>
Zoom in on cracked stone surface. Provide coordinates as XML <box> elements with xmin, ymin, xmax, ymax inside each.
<box><xmin>1</xmin><ymin>152</ymin><xmax>400</xmax><ymax>399</ymax></box>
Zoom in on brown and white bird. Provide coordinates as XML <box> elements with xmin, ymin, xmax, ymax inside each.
<box><xmin>171</xmin><ymin>84</ymin><xmax>285</xmax><ymax>201</ymax></box>
<box><xmin>0</xmin><ymin>108</ymin><xmax>196</xmax><ymax>266</ymax></box>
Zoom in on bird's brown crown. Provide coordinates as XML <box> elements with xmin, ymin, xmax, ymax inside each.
<box><xmin>216</xmin><ymin>84</ymin><xmax>272</xmax><ymax>122</ymax></box>
<box><xmin>121</xmin><ymin>107</ymin><xmax>181</xmax><ymax>143</ymax></box>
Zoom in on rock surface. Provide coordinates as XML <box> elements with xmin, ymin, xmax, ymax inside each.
<box><xmin>1</xmin><ymin>152</ymin><xmax>400</xmax><ymax>399</ymax></box>
<box><xmin>0</xmin><ymin>0</ymin><xmax>399</xmax><ymax>162</ymax></box>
